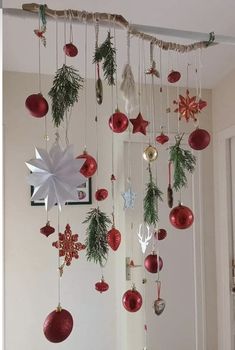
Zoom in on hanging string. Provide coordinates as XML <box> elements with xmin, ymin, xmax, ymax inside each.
<box><xmin>198</xmin><ymin>49</ymin><xmax>202</xmax><ymax>99</ymax></box>
<box><xmin>113</xmin><ymin>18</ymin><xmax>119</xmax><ymax>109</ymax></box>
<box><xmin>94</xmin><ymin>20</ymin><xmax>99</xmax><ymax>196</ymax></box>
<box><xmin>57</xmin><ymin>207</ymin><xmax>61</xmax><ymax>307</ymax></box>
<box><xmin>84</xmin><ymin>16</ymin><xmax>88</xmax><ymax>150</ymax></box>
<box><xmin>166</xmin><ymin>50</ymin><xmax>171</xmax><ymax>139</ymax></box>
<box><xmin>126</xmin><ymin>31</ymin><xmax>133</xmax><ymax>185</ymax></box>
<box><xmin>159</xmin><ymin>47</ymin><xmax>164</xmax><ymax>129</ymax></box>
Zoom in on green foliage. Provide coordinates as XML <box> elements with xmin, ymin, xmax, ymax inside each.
<box><xmin>144</xmin><ymin>164</ymin><xmax>163</xmax><ymax>225</ymax></box>
<box><xmin>48</xmin><ymin>64</ymin><xmax>84</xmax><ymax>127</ymax></box>
<box><xmin>83</xmin><ymin>208</ymin><xmax>111</xmax><ymax>265</ymax></box>
<box><xmin>39</xmin><ymin>4</ymin><xmax>47</xmax><ymax>32</ymax></box>
<box><xmin>93</xmin><ymin>31</ymin><xmax>116</xmax><ymax>86</ymax></box>
<box><xmin>169</xmin><ymin>134</ymin><xmax>196</xmax><ymax>191</ymax></box>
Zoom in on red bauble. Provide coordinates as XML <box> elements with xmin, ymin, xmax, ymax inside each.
<box><xmin>188</xmin><ymin>128</ymin><xmax>211</xmax><ymax>150</ymax></box>
<box><xmin>167</xmin><ymin>70</ymin><xmax>181</xmax><ymax>83</ymax></box>
<box><xmin>76</xmin><ymin>151</ymin><xmax>97</xmax><ymax>177</ymax></box>
<box><xmin>25</xmin><ymin>93</ymin><xmax>48</xmax><ymax>118</ymax></box>
<box><xmin>43</xmin><ymin>307</ymin><xmax>73</xmax><ymax>343</ymax></box>
<box><xmin>109</xmin><ymin>109</ymin><xmax>129</xmax><ymax>133</ymax></box>
<box><xmin>122</xmin><ymin>286</ymin><xmax>142</xmax><ymax>312</ymax></box>
<box><xmin>95</xmin><ymin>188</ymin><xmax>108</xmax><ymax>201</ymax></box>
<box><xmin>40</xmin><ymin>221</ymin><xmax>55</xmax><ymax>237</ymax></box>
<box><xmin>169</xmin><ymin>203</ymin><xmax>194</xmax><ymax>229</ymax></box>
<box><xmin>154</xmin><ymin>228</ymin><xmax>167</xmax><ymax>240</ymax></box>
<box><xmin>95</xmin><ymin>277</ymin><xmax>109</xmax><ymax>293</ymax></box>
<box><xmin>144</xmin><ymin>252</ymin><xmax>163</xmax><ymax>273</ymax></box>
<box><xmin>156</xmin><ymin>132</ymin><xmax>169</xmax><ymax>144</ymax></box>
<box><xmin>107</xmin><ymin>227</ymin><xmax>121</xmax><ymax>251</ymax></box>
<box><xmin>63</xmin><ymin>43</ymin><xmax>78</xmax><ymax>57</ymax></box>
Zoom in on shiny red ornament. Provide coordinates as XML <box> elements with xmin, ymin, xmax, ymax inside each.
<box><xmin>169</xmin><ymin>203</ymin><xmax>194</xmax><ymax>229</ymax></box>
<box><xmin>25</xmin><ymin>93</ymin><xmax>49</xmax><ymax>118</ymax></box>
<box><xmin>130</xmin><ymin>113</ymin><xmax>149</xmax><ymax>135</ymax></box>
<box><xmin>107</xmin><ymin>227</ymin><xmax>121</xmax><ymax>251</ymax></box>
<box><xmin>122</xmin><ymin>286</ymin><xmax>143</xmax><ymax>312</ymax></box>
<box><xmin>76</xmin><ymin>151</ymin><xmax>97</xmax><ymax>177</ymax></box>
<box><xmin>95</xmin><ymin>277</ymin><xmax>109</xmax><ymax>293</ymax></box>
<box><xmin>144</xmin><ymin>252</ymin><xmax>163</xmax><ymax>273</ymax></box>
<box><xmin>40</xmin><ymin>221</ymin><xmax>55</xmax><ymax>237</ymax></box>
<box><xmin>109</xmin><ymin>109</ymin><xmax>129</xmax><ymax>133</ymax></box>
<box><xmin>154</xmin><ymin>228</ymin><xmax>167</xmax><ymax>240</ymax></box>
<box><xmin>174</xmin><ymin>89</ymin><xmax>207</xmax><ymax>122</ymax></box>
<box><xmin>43</xmin><ymin>307</ymin><xmax>73</xmax><ymax>343</ymax></box>
<box><xmin>156</xmin><ymin>132</ymin><xmax>169</xmax><ymax>144</ymax></box>
<box><xmin>52</xmin><ymin>224</ymin><xmax>86</xmax><ymax>266</ymax></box>
<box><xmin>95</xmin><ymin>188</ymin><xmax>108</xmax><ymax>201</ymax></box>
<box><xmin>63</xmin><ymin>43</ymin><xmax>78</xmax><ymax>57</ymax></box>
<box><xmin>167</xmin><ymin>70</ymin><xmax>181</xmax><ymax>83</ymax></box>
<box><xmin>188</xmin><ymin>128</ymin><xmax>211</xmax><ymax>150</ymax></box>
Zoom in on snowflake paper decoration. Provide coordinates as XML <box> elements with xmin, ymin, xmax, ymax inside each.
<box><xmin>173</xmin><ymin>89</ymin><xmax>207</xmax><ymax>122</ymax></box>
<box><xmin>52</xmin><ymin>224</ymin><xmax>86</xmax><ymax>266</ymax></box>
<box><xmin>122</xmin><ymin>187</ymin><xmax>136</xmax><ymax>209</ymax></box>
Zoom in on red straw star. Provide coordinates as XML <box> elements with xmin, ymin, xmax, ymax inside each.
<box><xmin>130</xmin><ymin>113</ymin><xmax>149</xmax><ymax>135</ymax></box>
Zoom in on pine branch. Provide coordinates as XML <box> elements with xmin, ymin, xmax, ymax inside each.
<box><xmin>144</xmin><ymin>164</ymin><xmax>163</xmax><ymax>226</ymax></box>
<box><xmin>83</xmin><ymin>208</ymin><xmax>111</xmax><ymax>265</ymax></box>
<box><xmin>48</xmin><ymin>64</ymin><xmax>84</xmax><ymax>127</ymax></box>
<box><xmin>169</xmin><ymin>134</ymin><xmax>196</xmax><ymax>191</ymax></box>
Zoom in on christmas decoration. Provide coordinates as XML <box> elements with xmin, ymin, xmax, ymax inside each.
<box><xmin>122</xmin><ymin>284</ymin><xmax>143</xmax><ymax>312</ymax></box>
<box><xmin>83</xmin><ymin>208</ymin><xmax>111</xmax><ymax>265</ymax></box>
<box><xmin>153</xmin><ymin>281</ymin><xmax>166</xmax><ymax>315</ymax></box>
<box><xmin>154</xmin><ymin>228</ymin><xmax>167</xmax><ymax>241</ymax></box>
<box><xmin>25</xmin><ymin>93</ymin><xmax>49</xmax><ymax>118</ymax></box>
<box><xmin>156</xmin><ymin>132</ymin><xmax>169</xmax><ymax>145</ymax></box>
<box><xmin>107</xmin><ymin>227</ymin><xmax>121</xmax><ymax>251</ymax></box>
<box><xmin>26</xmin><ymin>144</ymin><xmax>86</xmax><ymax>211</ymax></box>
<box><xmin>63</xmin><ymin>43</ymin><xmax>78</xmax><ymax>57</ymax></box>
<box><xmin>144</xmin><ymin>164</ymin><xmax>163</xmax><ymax>226</ymax></box>
<box><xmin>145</xmin><ymin>60</ymin><xmax>160</xmax><ymax>77</ymax></box>
<box><xmin>34</xmin><ymin>4</ymin><xmax>47</xmax><ymax>46</ymax></box>
<box><xmin>95</xmin><ymin>188</ymin><xmax>108</xmax><ymax>201</ymax></box>
<box><xmin>173</xmin><ymin>89</ymin><xmax>207</xmax><ymax>122</ymax></box>
<box><xmin>137</xmin><ymin>223</ymin><xmax>152</xmax><ymax>254</ymax></box>
<box><xmin>77</xmin><ymin>150</ymin><xmax>97</xmax><ymax>178</ymax></box>
<box><xmin>120</xmin><ymin>63</ymin><xmax>136</xmax><ymax>113</ymax></box>
<box><xmin>43</xmin><ymin>306</ymin><xmax>73</xmax><ymax>343</ymax></box>
<box><xmin>109</xmin><ymin>109</ymin><xmax>129</xmax><ymax>133</ymax></box>
<box><xmin>93</xmin><ymin>31</ymin><xmax>116</xmax><ymax>86</ymax></box>
<box><xmin>52</xmin><ymin>224</ymin><xmax>85</xmax><ymax>266</ymax></box>
<box><xmin>169</xmin><ymin>134</ymin><xmax>196</xmax><ymax>191</ymax></box>
<box><xmin>130</xmin><ymin>113</ymin><xmax>149</xmax><ymax>135</ymax></box>
<box><xmin>143</xmin><ymin>145</ymin><xmax>158</xmax><ymax>162</ymax></box>
<box><xmin>40</xmin><ymin>221</ymin><xmax>55</xmax><ymax>237</ymax></box>
<box><xmin>95</xmin><ymin>276</ymin><xmax>109</xmax><ymax>293</ymax></box>
<box><xmin>167</xmin><ymin>70</ymin><xmax>181</xmax><ymax>83</ymax></box>
<box><xmin>121</xmin><ymin>187</ymin><xmax>136</xmax><ymax>209</ymax></box>
<box><xmin>167</xmin><ymin>161</ymin><xmax>173</xmax><ymax>208</ymax></box>
<box><xmin>144</xmin><ymin>252</ymin><xmax>163</xmax><ymax>273</ymax></box>
<box><xmin>188</xmin><ymin>128</ymin><xmax>211</xmax><ymax>150</ymax></box>
<box><xmin>48</xmin><ymin>64</ymin><xmax>84</xmax><ymax>127</ymax></box>
<box><xmin>95</xmin><ymin>63</ymin><xmax>103</xmax><ymax>105</ymax></box>
<box><xmin>169</xmin><ymin>203</ymin><xmax>194</xmax><ymax>229</ymax></box>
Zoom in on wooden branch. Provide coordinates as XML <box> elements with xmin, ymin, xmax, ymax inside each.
<box><xmin>22</xmin><ymin>3</ymin><xmax>217</xmax><ymax>52</ymax></box>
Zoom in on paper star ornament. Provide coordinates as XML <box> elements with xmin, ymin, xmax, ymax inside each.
<box><xmin>122</xmin><ymin>187</ymin><xmax>136</xmax><ymax>209</ymax></box>
<box><xmin>130</xmin><ymin>113</ymin><xmax>149</xmax><ymax>135</ymax></box>
<box><xmin>174</xmin><ymin>89</ymin><xmax>207</xmax><ymax>122</ymax></box>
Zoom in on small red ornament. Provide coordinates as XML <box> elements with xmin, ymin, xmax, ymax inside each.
<box><xmin>43</xmin><ymin>306</ymin><xmax>73</xmax><ymax>343</ymax></box>
<box><xmin>95</xmin><ymin>188</ymin><xmax>108</xmax><ymax>201</ymax></box>
<box><xmin>167</xmin><ymin>70</ymin><xmax>181</xmax><ymax>83</ymax></box>
<box><xmin>111</xmin><ymin>174</ymin><xmax>116</xmax><ymax>181</ymax></box>
<box><xmin>109</xmin><ymin>109</ymin><xmax>129</xmax><ymax>133</ymax></box>
<box><xmin>154</xmin><ymin>228</ymin><xmax>167</xmax><ymax>240</ymax></box>
<box><xmin>107</xmin><ymin>227</ymin><xmax>121</xmax><ymax>251</ymax></box>
<box><xmin>63</xmin><ymin>43</ymin><xmax>78</xmax><ymax>57</ymax></box>
<box><xmin>130</xmin><ymin>113</ymin><xmax>149</xmax><ymax>135</ymax></box>
<box><xmin>25</xmin><ymin>93</ymin><xmax>49</xmax><ymax>118</ymax></box>
<box><xmin>156</xmin><ymin>132</ymin><xmax>169</xmax><ymax>145</ymax></box>
<box><xmin>40</xmin><ymin>221</ymin><xmax>55</xmax><ymax>237</ymax></box>
<box><xmin>169</xmin><ymin>203</ymin><xmax>194</xmax><ymax>229</ymax></box>
<box><xmin>144</xmin><ymin>252</ymin><xmax>163</xmax><ymax>273</ymax></box>
<box><xmin>188</xmin><ymin>128</ymin><xmax>211</xmax><ymax>150</ymax></box>
<box><xmin>76</xmin><ymin>150</ymin><xmax>97</xmax><ymax>178</ymax></box>
<box><xmin>95</xmin><ymin>276</ymin><xmax>109</xmax><ymax>293</ymax></box>
<box><xmin>122</xmin><ymin>285</ymin><xmax>143</xmax><ymax>312</ymax></box>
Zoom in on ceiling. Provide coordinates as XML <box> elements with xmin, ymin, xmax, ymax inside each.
<box><xmin>3</xmin><ymin>0</ymin><xmax>235</xmax><ymax>88</ymax></box>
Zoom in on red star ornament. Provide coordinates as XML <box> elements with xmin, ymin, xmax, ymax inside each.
<box><xmin>130</xmin><ymin>113</ymin><xmax>149</xmax><ymax>135</ymax></box>
<box><xmin>52</xmin><ymin>224</ymin><xmax>86</xmax><ymax>266</ymax></box>
<box><xmin>174</xmin><ymin>89</ymin><xmax>207</xmax><ymax>122</ymax></box>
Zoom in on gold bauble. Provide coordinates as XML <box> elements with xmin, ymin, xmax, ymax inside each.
<box><xmin>143</xmin><ymin>145</ymin><xmax>158</xmax><ymax>162</ymax></box>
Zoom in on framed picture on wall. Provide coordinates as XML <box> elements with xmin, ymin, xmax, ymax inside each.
<box><xmin>30</xmin><ymin>178</ymin><xmax>92</xmax><ymax>206</ymax></box>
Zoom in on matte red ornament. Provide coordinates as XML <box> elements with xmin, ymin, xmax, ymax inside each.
<box><xmin>122</xmin><ymin>285</ymin><xmax>143</xmax><ymax>312</ymax></box>
<box><xmin>95</xmin><ymin>188</ymin><xmax>108</xmax><ymax>201</ymax></box>
<box><xmin>76</xmin><ymin>150</ymin><xmax>97</xmax><ymax>178</ymax></box>
<box><xmin>107</xmin><ymin>227</ymin><xmax>121</xmax><ymax>251</ymax></box>
<box><xmin>144</xmin><ymin>252</ymin><xmax>163</xmax><ymax>273</ymax></box>
<box><xmin>167</xmin><ymin>70</ymin><xmax>181</xmax><ymax>83</ymax></box>
<box><xmin>130</xmin><ymin>113</ymin><xmax>149</xmax><ymax>135</ymax></box>
<box><xmin>95</xmin><ymin>277</ymin><xmax>109</xmax><ymax>293</ymax></box>
<box><xmin>188</xmin><ymin>128</ymin><xmax>211</xmax><ymax>150</ymax></box>
<box><xmin>40</xmin><ymin>221</ymin><xmax>55</xmax><ymax>237</ymax></box>
<box><xmin>154</xmin><ymin>228</ymin><xmax>167</xmax><ymax>240</ymax></box>
<box><xmin>43</xmin><ymin>307</ymin><xmax>73</xmax><ymax>343</ymax></box>
<box><xmin>169</xmin><ymin>203</ymin><xmax>194</xmax><ymax>229</ymax></box>
<box><xmin>156</xmin><ymin>132</ymin><xmax>169</xmax><ymax>144</ymax></box>
<box><xmin>25</xmin><ymin>93</ymin><xmax>49</xmax><ymax>118</ymax></box>
<box><xmin>63</xmin><ymin>43</ymin><xmax>78</xmax><ymax>57</ymax></box>
<box><xmin>109</xmin><ymin>109</ymin><xmax>129</xmax><ymax>133</ymax></box>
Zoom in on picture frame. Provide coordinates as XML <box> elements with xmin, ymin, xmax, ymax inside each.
<box><xmin>30</xmin><ymin>178</ymin><xmax>92</xmax><ymax>206</ymax></box>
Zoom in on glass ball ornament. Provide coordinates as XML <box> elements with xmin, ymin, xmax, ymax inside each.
<box><xmin>122</xmin><ymin>285</ymin><xmax>143</xmax><ymax>312</ymax></box>
<box><xmin>43</xmin><ymin>306</ymin><xmax>73</xmax><ymax>343</ymax></box>
<box><xmin>95</xmin><ymin>188</ymin><xmax>108</xmax><ymax>201</ymax></box>
<box><xmin>95</xmin><ymin>277</ymin><xmax>109</xmax><ymax>293</ymax></box>
<box><xmin>169</xmin><ymin>203</ymin><xmax>194</xmax><ymax>229</ymax></box>
<box><xmin>63</xmin><ymin>43</ymin><xmax>78</xmax><ymax>57</ymax></box>
<box><xmin>144</xmin><ymin>252</ymin><xmax>163</xmax><ymax>273</ymax></box>
<box><xmin>143</xmin><ymin>145</ymin><xmax>158</xmax><ymax>162</ymax></box>
<box><xmin>76</xmin><ymin>150</ymin><xmax>97</xmax><ymax>178</ymax></box>
<box><xmin>25</xmin><ymin>93</ymin><xmax>48</xmax><ymax>118</ymax></box>
<box><xmin>109</xmin><ymin>109</ymin><xmax>129</xmax><ymax>133</ymax></box>
<box><xmin>188</xmin><ymin>128</ymin><xmax>211</xmax><ymax>150</ymax></box>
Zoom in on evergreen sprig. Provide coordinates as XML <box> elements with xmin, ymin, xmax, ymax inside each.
<box><xmin>169</xmin><ymin>134</ymin><xmax>196</xmax><ymax>191</ymax></box>
<box><xmin>144</xmin><ymin>164</ymin><xmax>163</xmax><ymax>226</ymax></box>
<box><xmin>83</xmin><ymin>208</ymin><xmax>111</xmax><ymax>265</ymax></box>
<box><xmin>93</xmin><ymin>31</ymin><xmax>116</xmax><ymax>86</ymax></box>
<box><xmin>48</xmin><ymin>64</ymin><xmax>84</xmax><ymax>127</ymax></box>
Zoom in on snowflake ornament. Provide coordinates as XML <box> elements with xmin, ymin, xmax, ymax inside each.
<box><xmin>52</xmin><ymin>224</ymin><xmax>86</xmax><ymax>266</ymax></box>
<box><xmin>122</xmin><ymin>187</ymin><xmax>136</xmax><ymax>209</ymax></box>
<box><xmin>173</xmin><ymin>89</ymin><xmax>207</xmax><ymax>122</ymax></box>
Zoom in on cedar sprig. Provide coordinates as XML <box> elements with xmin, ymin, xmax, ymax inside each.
<box><xmin>83</xmin><ymin>208</ymin><xmax>111</xmax><ymax>265</ymax></box>
<box><xmin>169</xmin><ymin>133</ymin><xmax>196</xmax><ymax>191</ymax></box>
<box><xmin>93</xmin><ymin>31</ymin><xmax>116</xmax><ymax>86</ymax></box>
<box><xmin>144</xmin><ymin>163</ymin><xmax>163</xmax><ymax>226</ymax></box>
<box><xmin>49</xmin><ymin>64</ymin><xmax>84</xmax><ymax>127</ymax></box>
